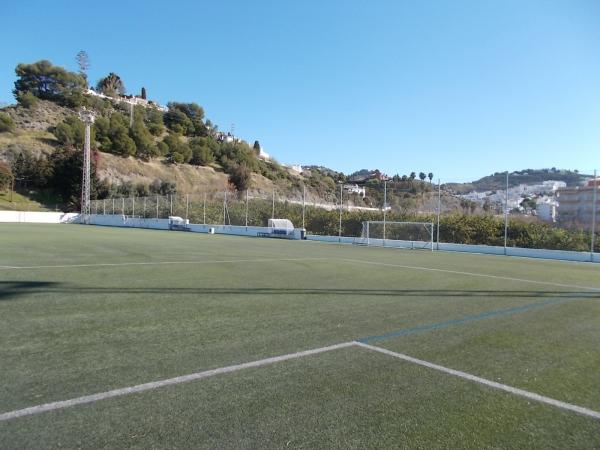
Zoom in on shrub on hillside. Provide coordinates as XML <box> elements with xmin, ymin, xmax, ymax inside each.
<box><xmin>228</xmin><ymin>164</ymin><xmax>251</xmax><ymax>191</ymax></box>
<box><xmin>0</xmin><ymin>112</ymin><xmax>15</xmax><ymax>133</ymax></box>
<box><xmin>0</xmin><ymin>161</ymin><xmax>13</xmax><ymax>191</ymax></box>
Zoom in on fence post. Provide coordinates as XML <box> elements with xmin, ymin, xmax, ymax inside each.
<box><xmin>185</xmin><ymin>194</ymin><xmax>189</xmax><ymax>222</ymax></box>
<box><xmin>156</xmin><ymin>196</ymin><xmax>159</xmax><ymax>219</ymax></box>
<box><xmin>132</xmin><ymin>196</ymin><xmax>135</xmax><ymax>217</ymax></box>
<box><xmin>591</xmin><ymin>169</ymin><xmax>597</xmax><ymax>261</ymax></box>
<box><xmin>245</xmin><ymin>190</ymin><xmax>249</xmax><ymax>227</ymax></box>
<box><xmin>338</xmin><ymin>182</ymin><xmax>343</xmax><ymax>242</ymax></box>
<box><xmin>203</xmin><ymin>193</ymin><xmax>206</xmax><ymax>225</ymax></box>
<box><xmin>170</xmin><ymin>195</ymin><xmax>173</xmax><ymax>216</ymax></box>
<box><xmin>436</xmin><ymin>179</ymin><xmax>441</xmax><ymax>250</ymax></box>
<box><xmin>122</xmin><ymin>197</ymin><xmax>125</xmax><ymax>215</ymax></box>
<box><xmin>112</xmin><ymin>198</ymin><xmax>115</xmax><ymax>215</ymax></box>
<box><xmin>302</xmin><ymin>185</ymin><xmax>306</xmax><ymax>229</ymax></box>
<box><xmin>143</xmin><ymin>197</ymin><xmax>147</xmax><ymax>218</ymax></box>
<box><xmin>504</xmin><ymin>171</ymin><xmax>509</xmax><ymax>255</ymax></box>
<box><xmin>223</xmin><ymin>191</ymin><xmax>227</xmax><ymax>225</ymax></box>
<box><xmin>383</xmin><ymin>180</ymin><xmax>387</xmax><ymax>246</ymax></box>
<box><xmin>272</xmin><ymin>188</ymin><xmax>275</xmax><ymax>219</ymax></box>
<box><xmin>103</xmin><ymin>199</ymin><xmax>106</xmax><ymax>215</ymax></box>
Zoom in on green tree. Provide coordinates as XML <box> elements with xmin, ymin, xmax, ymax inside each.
<box><xmin>419</xmin><ymin>172</ymin><xmax>426</xmax><ymax>182</ymax></box>
<box><xmin>162</xmin><ymin>133</ymin><xmax>191</xmax><ymax>163</ymax></box>
<box><xmin>13</xmin><ymin>60</ymin><xmax>86</xmax><ymax>106</ymax></box>
<box><xmin>145</xmin><ymin>108</ymin><xmax>165</xmax><ymax>136</ymax></box>
<box><xmin>189</xmin><ymin>137</ymin><xmax>214</xmax><ymax>166</ymax></box>
<box><xmin>0</xmin><ymin>113</ymin><xmax>15</xmax><ymax>133</ymax></box>
<box><xmin>130</xmin><ymin>117</ymin><xmax>158</xmax><ymax>159</ymax></box>
<box><xmin>53</xmin><ymin>116</ymin><xmax>87</xmax><ymax>148</ymax></box>
<box><xmin>164</xmin><ymin>102</ymin><xmax>206</xmax><ymax>136</ymax></box>
<box><xmin>108</xmin><ymin>113</ymin><xmax>136</xmax><ymax>156</ymax></box>
<box><xmin>428</xmin><ymin>172</ymin><xmax>433</xmax><ymax>183</ymax></box>
<box><xmin>16</xmin><ymin>91</ymin><xmax>38</xmax><ymax>108</ymax></box>
<box><xmin>141</xmin><ymin>87</ymin><xmax>147</xmax><ymax>100</ymax></box>
<box><xmin>96</xmin><ymin>72</ymin><xmax>126</xmax><ymax>97</ymax></box>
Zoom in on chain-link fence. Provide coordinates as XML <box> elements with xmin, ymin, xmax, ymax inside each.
<box><xmin>89</xmin><ymin>169</ymin><xmax>599</xmax><ymax>255</ymax></box>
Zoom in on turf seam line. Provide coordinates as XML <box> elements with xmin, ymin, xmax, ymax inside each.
<box><xmin>341</xmin><ymin>258</ymin><xmax>600</xmax><ymax>292</ymax></box>
<box><xmin>0</xmin><ymin>342</ymin><xmax>354</xmax><ymax>422</ymax></box>
<box><xmin>0</xmin><ymin>257</ymin><xmax>330</xmax><ymax>270</ymax></box>
<box><xmin>354</xmin><ymin>342</ymin><xmax>600</xmax><ymax>420</ymax></box>
<box><xmin>358</xmin><ymin>297</ymin><xmax>576</xmax><ymax>343</ymax></box>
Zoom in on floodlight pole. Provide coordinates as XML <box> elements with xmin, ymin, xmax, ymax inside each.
<box><xmin>79</xmin><ymin>109</ymin><xmax>96</xmax><ymax>224</ymax></box>
<box><xmin>591</xmin><ymin>169</ymin><xmax>597</xmax><ymax>261</ymax></box>
<box><xmin>436</xmin><ymin>179</ymin><xmax>441</xmax><ymax>250</ymax></box>
<box><xmin>504</xmin><ymin>171</ymin><xmax>509</xmax><ymax>255</ymax></box>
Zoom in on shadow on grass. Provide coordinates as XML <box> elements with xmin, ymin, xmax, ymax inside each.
<box><xmin>0</xmin><ymin>281</ymin><xmax>62</xmax><ymax>301</ymax></box>
<box><xmin>1</xmin><ymin>282</ymin><xmax>599</xmax><ymax>301</ymax></box>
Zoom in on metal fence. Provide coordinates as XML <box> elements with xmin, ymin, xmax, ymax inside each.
<box><xmin>89</xmin><ymin>169</ymin><xmax>599</xmax><ymax>255</ymax></box>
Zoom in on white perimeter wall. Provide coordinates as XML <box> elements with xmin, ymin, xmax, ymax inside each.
<box><xmin>2</xmin><ymin>210</ymin><xmax>597</xmax><ymax>263</ymax></box>
<box><xmin>88</xmin><ymin>214</ymin><xmax>304</xmax><ymax>239</ymax></box>
<box><xmin>306</xmin><ymin>234</ymin><xmax>600</xmax><ymax>263</ymax></box>
<box><xmin>0</xmin><ymin>211</ymin><xmax>79</xmax><ymax>223</ymax></box>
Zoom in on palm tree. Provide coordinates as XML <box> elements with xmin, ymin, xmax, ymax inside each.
<box><xmin>428</xmin><ymin>172</ymin><xmax>433</xmax><ymax>183</ymax></box>
<box><xmin>96</xmin><ymin>73</ymin><xmax>126</xmax><ymax>97</ymax></box>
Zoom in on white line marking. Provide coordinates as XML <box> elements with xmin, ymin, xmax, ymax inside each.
<box><xmin>354</xmin><ymin>341</ymin><xmax>600</xmax><ymax>420</ymax></box>
<box><xmin>341</xmin><ymin>258</ymin><xmax>600</xmax><ymax>292</ymax></box>
<box><xmin>0</xmin><ymin>342</ymin><xmax>354</xmax><ymax>422</ymax></box>
<box><xmin>0</xmin><ymin>257</ymin><xmax>329</xmax><ymax>270</ymax></box>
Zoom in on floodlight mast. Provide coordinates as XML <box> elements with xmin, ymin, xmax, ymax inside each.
<box><xmin>79</xmin><ymin>109</ymin><xmax>96</xmax><ymax>224</ymax></box>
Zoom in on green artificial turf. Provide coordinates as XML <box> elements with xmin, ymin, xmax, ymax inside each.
<box><xmin>1</xmin><ymin>223</ymin><xmax>599</xmax><ymax>448</ymax></box>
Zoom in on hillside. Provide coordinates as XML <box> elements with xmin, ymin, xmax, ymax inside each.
<box><xmin>445</xmin><ymin>169</ymin><xmax>590</xmax><ymax>194</ymax></box>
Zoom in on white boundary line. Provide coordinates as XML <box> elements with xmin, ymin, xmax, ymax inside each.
<box><xmin>0</xmin><ymin>342</ymin><xmax>354</xmax><ymax>422</ymax></box>
<box><xmin>354</xmin><ymin>341</ymin><xmax>600</xmax><ymax>420</ymax></box>
<box><xmin>2</xmin><ymin>341</ymin><xmax>599</xmax><ymax>423</ymax></box>
<box><xmin>0</xmin><ymin>257</ymin><xmax>330</xmax><ymax>271</ymax></box>
<box><xmin>341</xmin><ymin>258</ymin><xmax>600</xmax><ymax>292</ymax></box>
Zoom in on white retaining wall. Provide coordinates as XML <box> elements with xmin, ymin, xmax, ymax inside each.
<box><xmin>306</xmin><ymin>234</ymin><xmax>600</xmax><ymax>263</ymax></box>
<box><xmin>0</xmin><ymin>211</ymin><xmax>80</xmax><ymax>223</ymax></box>
<box><xmin>88</xmin><ymin>214</ymin><xmax>303</xmax><ymax>239</ymax></box>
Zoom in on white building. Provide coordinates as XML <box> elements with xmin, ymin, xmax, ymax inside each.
<box><xmin>536</xmin><ymin>197</ymin><xmax>558</xmax><ymax>222</ymax></box>
<box><xmin>344</xmin><ymin>184</ymin><xmax>366</xmax><ymax>198</ymax></box>
<box><xmin>556</xmin><ymin>179</ymin><xmax>600</xmax><ymax>228</ymax></box>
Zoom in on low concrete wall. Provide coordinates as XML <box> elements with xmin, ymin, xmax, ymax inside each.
<box><xmin>306</xmin><ymin>234</ymin><xmax>600</xmax><ymax>263</ymax></box>
<box><xmin>0</xmin><ymin>211</ymin><xmax>79</xmax><ymax>223</ymax></box>
<box><xmin>87</xmin><ymin>214</ymin><xmax>303</xmax><ymax>239</ymax></box>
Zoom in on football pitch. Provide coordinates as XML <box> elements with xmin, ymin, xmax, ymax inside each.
<box><xmin>1</xmin><ymin>223</ymin><xmax>599</xmax><ymax>449</ymax></box>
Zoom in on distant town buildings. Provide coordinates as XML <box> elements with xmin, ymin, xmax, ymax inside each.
<box><xmin>556</xmin><ymin>178</ymin><xmax>600</xmax><ymax>228</ymax></box>
<box><xmin>343</xmin><ymin>184</ymin><xmax>366</xmax><ymax>198</ymax></box>
<box><xmin>85</xmin><ymin>88</ymin><xmax>168</xmax><ymax>112</ymax></box>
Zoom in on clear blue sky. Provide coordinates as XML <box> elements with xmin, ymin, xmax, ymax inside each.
<box><xmin>2</xmin><ymin>0</ymin><xmax>599</xmax><ymax>181</ymax></box>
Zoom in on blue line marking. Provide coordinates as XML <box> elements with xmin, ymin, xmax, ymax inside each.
<box><xmin>358</xmin><ymin>298</ymin><xmax>575</xmax><ymax>344</ymax></box>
